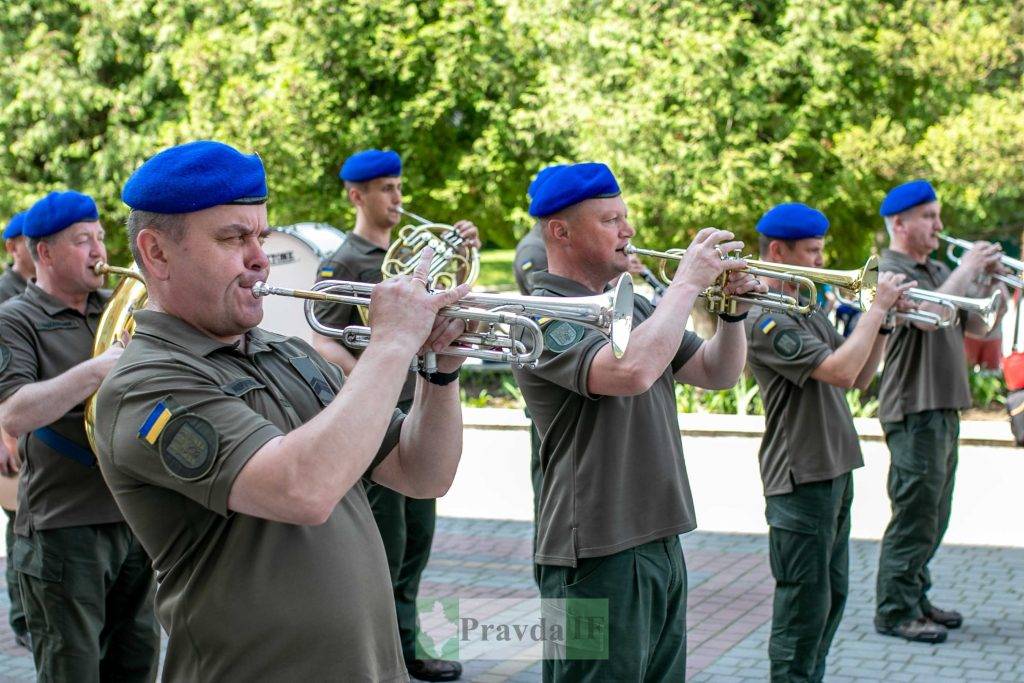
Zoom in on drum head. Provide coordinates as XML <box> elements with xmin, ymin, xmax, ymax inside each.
<box><xmin>261</xmin><ymin>223</ymin><xmax>346</xmax><ymax>343</ymax></box>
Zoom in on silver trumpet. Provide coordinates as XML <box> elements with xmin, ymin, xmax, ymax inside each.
<box><xmin>940</xmin><ymin>233</ymin><xmax>1024</xmax><ymax>290</ymax></box>
<box><xmin>251</xmin><ymin>274</ymin><xmax>635</xmax><ymax>371</ymax></box>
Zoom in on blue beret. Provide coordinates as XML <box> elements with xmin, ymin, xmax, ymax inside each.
<box><xmin>339</xmin><ymin>149</ymin><xmax>402</xmax><ymax>183</ymax></box>
<box><xmin>24</xmin><ymin>191</ymin><xmax>99</xmax><ymax>239</ymax></box>
<box><xmin>527</xmin><ymin>164</ymin><xmax>565</xmax><ymax>199</ymax></box>
<box><xmin>122</xmin><ymin>140</ymin><xmax>267</xmax><ymax>213</ymax></box>
<box><xmin>528</xmin><ymin>163</ymin><xmax>621</xmax><ymax>217</ymax></box>
<box><xmin>3</xmin><ymin>211</ymin><xmax>26</xmax><ymax>240</ymax></box>
<box><xmin>756</xmin><ymin>203</ymin><xmax>830</xmax><ymax>240</ymax></box>
<box><xmin>879</xmin><ymin>179</ymin><xmax>937</xmax><ymax>217</ymax></box>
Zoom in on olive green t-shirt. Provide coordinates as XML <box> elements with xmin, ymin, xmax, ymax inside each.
<box><xmin>512</xmin><ymin>272</ymin><xmax>703</xmax><ymax>567</ymax></box>
<box><xmin>878</xmin><ymin>249</ymin><xmax>971</xmax><ymax>423</ymax></box>
<box><xmin>513</xmin><ymin>224</ymin><xmax>547</xmax><ymax>296</ymax></box>
<box><xmin>745</xmin><ymin>307</ymin><xmax>864</xmax><ymax>496</ymax></box>
<box><xmin>94</xmin><ymin>310</ymin><xmax>407</xmax><ymax>683</ymax></box>
<box><xmin>315</xmin><ymin>232</ymin><xmax>416</xmax><ymax>403</ymax></box>
<box><xmin>0</xmin><ymin>283</ymin><xmax>123</xmax><ymax>534</ymax></box>
<box><xmin>0</xmin><ymin>268</ymin><xmax>27</xmax><ymax>302</ymax></box>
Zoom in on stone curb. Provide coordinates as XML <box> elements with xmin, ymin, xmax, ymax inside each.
<box><xmin>463</xmin><ymin>408</ymin><xmax>1020</xmax><ymax>449</ymax></box>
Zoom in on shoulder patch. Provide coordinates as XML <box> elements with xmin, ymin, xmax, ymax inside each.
<box><xmin>318</xmin><ymin>268</ymin><xmax>335</xmax><ymax>279</ymax></box>
<box><xmin>772</xmin><ymin>328</ymin><xmax>803</xmax><ymax>360</ymax></box>
<box><xmin>543</xmin><ymin>321</ymin><xmax>585</xmax><ymax>353</ymax></box>
<box><xmin>758</xmin><ymin>316</ymin><xmax>777</xmax><ymax>334</ymax></box>
<box><xmin>158</xmin><ymin>414</ymin><xmax>218</xmax><ymax>481</ymax></box>
<box><xmin>521</xmin><ymin>260</ymin><xmax>533</xmax><ymax>272</ymax></box>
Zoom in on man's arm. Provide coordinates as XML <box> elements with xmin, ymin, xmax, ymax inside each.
<box><xmin>227</xmin><ymin>254</ymin><xmax>469</xmax><ymax>525</ymax></box>
<box><xmin>673</xmin><ymin>320</ymin><xmax>747</xmax><ymax>390</ymax></box>
<box><xmin>812</xmin><ymin>272</ymin><xmax>911</xmax><ymax>389</ymax></box>
<box><xmin>371</xmin><ymin>375</ymin><xmax>462</xmax><ymax>499</ymax></box>
<box><xmin>587</xmin><ymin>229</ymin><xmax>749</xmax><ymax>396</ymax></box>
<box><xmin>0</xmin><ymin>346</ymin><xmax>122</xmax><ymax>438</ymax></box>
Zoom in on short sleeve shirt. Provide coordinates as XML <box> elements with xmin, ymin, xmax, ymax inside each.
<box><xmin>315</xmin><ymin>232</ymin><xmax>416</xmax><ymax>403</ymax></box>
<box><xmin>0</xmin><ymin>284</ymin><xmax>123</xmax><ymax>533</ymax></box>
<box><xmin>745</xmin><ymin>307</ymin><xmax>863</xmax><ymax>496</ymax></box>
<box><xmin>94</xmin><ymin>310</ymin><xmax>407</xmax><ymax>682</ymax></box>
<box><xmin>0</xmin><ymin>268</ymin><xmax>27</xmax><ymax>302</ymax></box>
<box><xmin>511</xmin><ymin>272</ymin><xmax>703</xmax><ymax>567</ymax></box>
<box><xmin>513</xmin><ymin>225</ymin><xmax>548</xmax><ymax>296</ymax></box>
<box><xmin>878</xmin><ymin>249</ymin><xmax>971</xmax><ymax>422</ymax></box>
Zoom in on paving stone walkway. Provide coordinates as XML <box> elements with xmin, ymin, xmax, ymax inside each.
<box><xmin>0</xmin><ymin>517</ymin><xmax>1020</xmax><ymax>681</ymax></box>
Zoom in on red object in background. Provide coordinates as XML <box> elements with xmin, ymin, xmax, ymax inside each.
<box><xmin>1005</xmin><ymin>292</ymin><xmax>1024</xmax><ymax>391</ymax></box>
<box><xmin>965</xmin><ymin>336</ymin><xmax>1003</xmax><ymax>371</ymax></box>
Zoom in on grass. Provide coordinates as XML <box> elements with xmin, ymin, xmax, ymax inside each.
<box><xmin>475</xmin><ymin>249</ymin><xmax>516</xmax><ymax>290</ymax></box>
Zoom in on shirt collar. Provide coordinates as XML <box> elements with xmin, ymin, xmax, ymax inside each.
<box><xmin>344</xmin><ymin>232</ymin><xmax>386</xmax><ymax>256</ymax></box>
<box><xmin>132</xmin><ymin>310</ymin><xmax>279</xmax><ymax>358</ymax></box>
<box><xmin>529</xmin><ymin>271</ymin><xmax>603</xmax><ymax>297</ymax></box>
<box><xmin>882</xmin><ymin>248</ymin><xmax>933</xmax><ymax>270</ymax></box>
<box><xmin>23</xmin><ymin>281</ymin><xmax>106</xmax><ymax>317</ymax></box>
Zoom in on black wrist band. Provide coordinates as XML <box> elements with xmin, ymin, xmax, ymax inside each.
<box><xmin>878</xmin><ymin>326</ymin><xmax>895</xmax><ymax>336</ymax></box>
<box><xmin>417</xmin><ymin>368</ymin><xmax>460</xmax><ymax>386</ymax></box>
<box><xmin>718</xmin><ymin>312</ymin><xmax>748</xmax><ymax>323</ymax></box>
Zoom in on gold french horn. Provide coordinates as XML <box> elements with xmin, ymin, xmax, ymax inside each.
<box><xmin>84</xmin><ymin>262</ymin><xmax>147</xmax><ymax>453</ymax></box>
<box><xmin>382</xmin><ymin>207</ymin><xmax>480</xmax><ymax>290</ymax></box>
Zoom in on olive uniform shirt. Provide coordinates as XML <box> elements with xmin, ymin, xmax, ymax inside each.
<box><xmin>513</xmin><ymin>225</ymin><xmax>547</xmax><ymax>296</ymax></box>
<box><xmin>0</xmin><ymin>268</ymin><xmax>27</xmax><ymax>301</ymax></box>
<box><xmin>315</xmin><ymin>232</ymin><xmax>416</xmax><ymax>402</ymax></box>
<box><xmin>0</xmin><ymin>284</ymin><xmax>122</xmax><ymax>535</ymax></box>
<box><xmin>512</xmin><ymin>272</ymin><xmax>703</xmax><ymax>567</ymax></box>
<box><xmin>878</xmin><ymin>249</ymin><xmax>971</xmax><ymax>423</ymax></box>
<box><xmin>745</xmin><ymin>307</ymin><xmax>864</xmax><ymax>496</ymax></box>
<box><xmin>94</xmin><ymin>310</ymin><xmax>407</xmax><ymax>682</ymax></box>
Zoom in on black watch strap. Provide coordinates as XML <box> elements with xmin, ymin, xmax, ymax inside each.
<box><xmin>417</xmin><ymin>368</ymin><xmax>460</xmax><ymax>386</ymax></box>
<box><xmin>879</xmin><ymin>326</ymin><xmax>895</xmax><ymax>336</ymax></box>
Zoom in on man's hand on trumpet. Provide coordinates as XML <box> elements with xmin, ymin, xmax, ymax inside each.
<box><xmin>368</xmin><ymin>247</ymin><xmax>471</xmax><ymax>364</ymax></box>
<box><xmin>672</xmin><ymin>228</ymin><xmax>746</xmax><ymax>291</ymax></box>
<box><xmin>721</xmin><ymin>270</ymin><xmax>770</xmax><ymax>315</ymax></box>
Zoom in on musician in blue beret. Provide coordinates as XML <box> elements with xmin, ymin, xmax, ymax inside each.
<box><xmin>513</xmin><ymin>162</ymin><xmax>766</xmax><ymax>681</ymax></box>
<box><xmin>94</xmin><ymin>139</ymin><xmax>475</xmax><ymax>681</ymax></box>
<box><xmin>0</xmin><ymin>211</ymin><xmax>35</xmax><ymax>300</ymax></box>
<box><xmin>314</xmin><ymin>147</ymin><xmax>478</xmax><ymax>681</ymax></box>
<box><xmin>873</xmin><ymin>180</ymin><xmax>1007</xmax><ymax>644</ymax></box>
<box><xmin>0</xmin><ymin>187</ymin><xmax>162</xmax><ymax>679</ymax></box>
<box><xmin>0</xmin><ymin>210</ymin><xmax>33</xmax><ymax>649</ymax></box>
<box><xmin>746</xmin><ymin>202</ymin><xmax>912</xmax><ymax>679</ymax></box>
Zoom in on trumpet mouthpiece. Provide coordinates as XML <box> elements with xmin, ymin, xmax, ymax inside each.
<box><xmin>252</xmin><ymin>282</ymin><xmax>271</xmax><ymax>298</ymax></box>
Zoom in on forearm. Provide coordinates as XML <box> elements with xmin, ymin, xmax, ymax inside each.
<box><xmin>0</xmin><ymin>360</ymin><xmax>105</xmax><ymax>437</ymax></box>
<box><xmin>390</xmin><ymin>379</ymin><xmax>464</xmax><ymax>498</ymax></box>
<box><xmin>812</xmin><ymin>306</ymin><xmax>886</xmax><ymax>388</ymax></box>
<box><xmin>854</xmin><ymin>332</ymin><xmax>887</xmax><ymax>390</ymax></box>
<box><xmin>689</xmin><ymin>319</ymin><xmax>747</xmax><ymax>389</ymax></box>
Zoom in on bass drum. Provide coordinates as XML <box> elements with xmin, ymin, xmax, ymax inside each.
<box><xmin>261</xmin><ymin>222</ymin><xmax>346</xmax><ymax>344</ymax></box>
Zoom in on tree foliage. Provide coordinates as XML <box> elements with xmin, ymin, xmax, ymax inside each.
<box><xmin>1</xmin><ymin>0</ymin><xmax>1022</xmax><ymax>263</ymax></box>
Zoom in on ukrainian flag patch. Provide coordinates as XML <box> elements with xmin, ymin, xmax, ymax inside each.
<box><xmin>138</xmin><ymin>401</ymin><xmax>172</xmax><ymax>445</ymax></box>
<box><xmin>319</xmin><ymin>268</ymin><xmax>334</xmax><ymax>278</ymax></box>
<box><xmin>758</xmin><ymin>317</ymin><xmax>777</xmax><ymax>334</ymax></box>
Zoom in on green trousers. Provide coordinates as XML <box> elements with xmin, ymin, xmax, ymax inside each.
<box><xmin>876</xmin><ymin>409</ymin><xmax>959</xmax><ymax>627</ymax></box>
<box><xmin>537</xmin><ymin>536</ymin><xmax>687</xmax><ymax>682</ymax></box>
<box><xmin>367</xmin><ymin>401</ymin><xmax>438</xmax><ymax>663</ymax></box>
<box><xmin>528</xmin><ymin>409</ymin><xmax>542</xmax><ymax>588</ymax></box>
<box><xmin>765</xmin><ymin>473</ymin><xmax>853</xmax><ymax>683</ymax></box>
<box><xmin>14</xmin><ymin>522</ymin><xmax>159</xmax><ymax>683</ymax></box>
<box><xmin>4</xmin><ymin>508</ymin><xmax>26</xmax><ymax>638</ymax></box>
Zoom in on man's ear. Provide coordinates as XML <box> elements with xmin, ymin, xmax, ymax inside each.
<box><xmin>136</xmin><ymin>228</ymin><xmax>171</xmax><ymax>281</ymax></box>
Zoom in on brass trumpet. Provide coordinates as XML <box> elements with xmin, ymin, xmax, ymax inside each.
<box><xmin>381</xmin><ymin>207</ymin><xmax>480</xmax><ymax>289</ymax></box>
<box><xmin>85</xmin><ymin>262</ymin><xmax>147</xmax><ymax>452</ymax></box>
<box><xmin>625</xmin><ymin>245</ymin><xmax>819</xmax><ymax>315</ymax></box>
<box><xmin>251</xmin><ymin>273</ymin><xmax>634</xmax><ymax>370</ymax></box>
<box><xmin>940</xmin><ymin>233</ymin><xmax>1024</xmax><ymax>290</ymax></box>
